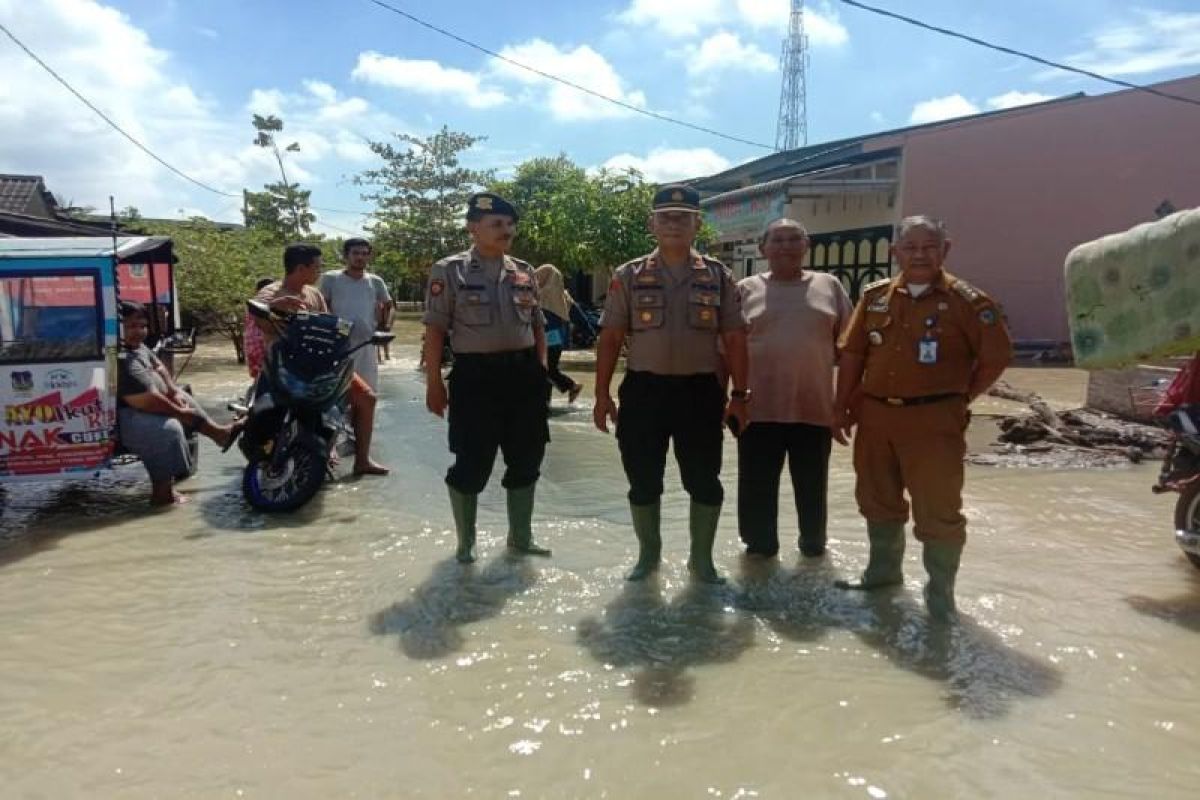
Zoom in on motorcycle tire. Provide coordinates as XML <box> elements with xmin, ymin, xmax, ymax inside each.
<box><xmin>242</xmin><ymin>442</ymin><xmax>326</xmax><ymax>512</ymax></box>
<box><xmin>1172</xmin><ymin>481</ymin><xmax>1200</xmax><ymax>570</ymax></box>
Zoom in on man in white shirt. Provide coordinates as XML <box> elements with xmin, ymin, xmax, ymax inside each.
<box><xmin>320</xmin><ymin>238</ymin><xmax>394</xmax><ymax>391</ymax></box>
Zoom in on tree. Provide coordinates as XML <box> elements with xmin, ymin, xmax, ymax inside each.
<box><xmin>490</xmin><ymin>156</ymin><xmax>705</xmax><ymax>274</ymax></box>
<box><xmin>356</xmin><ymin>126</ymin><xmax>493</xmax><ymax>299</ymax></box>
<box><xmin>246</xmin><ymin>114</ymin><xmax>314</xmax><ymax>239</ymax></box>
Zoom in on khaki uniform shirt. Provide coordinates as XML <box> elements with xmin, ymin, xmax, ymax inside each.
<box><xmin>839</xmin><ymin>270</ymin><xmax>1013</xmax><ymax>399</ymax></box>
<box><xmin>423</xmin><ymin>249</ymin><xmax>545</xmax><ymax>354</ymax></box>
<box><xmin>600</xmin><ymin>249</ymin><xmax>746</xmax><ymax>375</ymax></box>
<box><xmin>254</xmin><ymin>281</ymin><xmax>328</xmax><ymax>348</ymax></box>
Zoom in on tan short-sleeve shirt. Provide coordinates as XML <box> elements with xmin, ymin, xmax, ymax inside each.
<box><xmin>254</xmin><ymin>281</ymin><xmax>328</xmax><ymax>348</ymax></box>
<box><xmin>739</xmin><ymin>271</ymin><xmax>853</xmax><ymax>426</ymax></box>
<box><xmin>839</xmin><ymin>270</ymin><xmax>1013</xmax><ymax>398</ymax></box>
<box><xmin>423</xmin><ymin>249</ymin><xmax>545</xmax><ymax>354</ymax></box>
<box><xmin>600</xmin><ymin>249</ymin><xmax>745</xmax><ymax>375</ymax></box>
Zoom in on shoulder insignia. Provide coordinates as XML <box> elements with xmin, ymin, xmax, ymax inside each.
<box><xmin>952</xmin><ymin>278</ymin><xmax>992</xmax><ymax>307</ymax></box>
<box><xmin>862</xmin><ymin>277</ymin><xmax>892</xmax><ymax>295</ymax></box>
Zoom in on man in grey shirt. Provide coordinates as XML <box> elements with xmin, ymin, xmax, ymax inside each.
<box><xmin>320</xmin><ymin>238</ymin><xmax>393</xmax><ymax>391</ymax></box>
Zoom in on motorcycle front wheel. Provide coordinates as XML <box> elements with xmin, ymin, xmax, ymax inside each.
<box><xmin>1172</xmin><ymin>481</ymin><xmax>1200</xmax><ymax>569</ymax></box>
<box><xmin>242</xmin><ymin>441</ymin><xmax>326</xmax><ymax>512</ymax></box>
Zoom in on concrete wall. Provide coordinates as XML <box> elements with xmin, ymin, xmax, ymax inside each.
<box><xmin>890</xmin><ymin>76</ymin><xmax>1200</xmax><ymax>343</ymax></box>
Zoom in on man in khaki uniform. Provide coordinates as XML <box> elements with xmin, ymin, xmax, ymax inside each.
<box><xmin>423</xmin><ymin>192</ymin><xmax>551</xmax><ymax>564</ymax></box>
<box><xmin>833</xmin><ymin>215</ymin><xmax>1012</xmax><ymax>620</ymax></box>
<box><xmin>593</xmin><ymin>184</ymin><xmax>750</xmax><ymax>584</ymax></box>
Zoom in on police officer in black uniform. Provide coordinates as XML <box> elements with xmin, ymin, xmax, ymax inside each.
<box><xmin>593</xmin><ymin>184</ymin><xmax>750</xmax><ymax>583</ymax></box>
<box><xmin>423</xmin><ymin>193</ymin><xmax>551</xmax><ymax>563</ymax></box>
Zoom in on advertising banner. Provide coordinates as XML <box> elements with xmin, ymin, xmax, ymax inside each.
<box><xmin>0</xmin><ymin>362</ymin><xmax>114</xmax><ymax>479</ymax></box>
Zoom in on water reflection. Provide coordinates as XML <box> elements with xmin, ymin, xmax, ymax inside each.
<box><xmin>370</xmin><ymin>556</ymin><xmax>537</xmax><ymax>659</ymax></box>
<box><xmin>577</xmin><ymin>580</ymin><xmax>755</xmax><ymax>707</ymax></box>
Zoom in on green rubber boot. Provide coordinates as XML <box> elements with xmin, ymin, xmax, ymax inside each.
<box><xmin>448</xmin><ymin>486</ymin><xmax>478</xmax><ymax>564</ymax></box>
<box><xmin>627</xmin><ymin>502</ymin><xmax>662</xmax><ymax>581</ymax></box>
<box><xmin>922</xmin><ymin>540</ymin><xmax>963</xmax><ymax>623</ymax></box>
<box><xmin>835</xmin><ymin>521</ymin><xmax>906</xmax><ymax>590</ymax></box>
<box><xmin>687</xmin><ymin>501</ymin><xmax>726</xmax><ymax>585</ymax></box>
<box><xmin>507</xmin><ymin>484</ymin><xmax>551</xmax><ymax>557</ymax></box>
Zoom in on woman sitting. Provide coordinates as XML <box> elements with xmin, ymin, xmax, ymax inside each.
<box><xmin>117</xmin><ymin>301</ymin><xmax>241</xmax><ymax>506</ymax></box>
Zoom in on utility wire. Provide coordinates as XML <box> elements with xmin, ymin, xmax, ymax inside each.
<box><xmin>838</xmin><ymin>0</ymin><xmax>1200</xmax><ymax>110</ymax></box>
<box><xmin>0</xmin><ymin>20</ymin><xmax>371</xmax><ymax>222</ymax></box>
<box><xmin>361</xmin><ymin>0</ymin><xmax>776</xmax><ymax>150</ymax></box>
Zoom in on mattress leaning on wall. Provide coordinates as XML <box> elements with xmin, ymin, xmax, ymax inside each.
<box><xmin>1065</xmin><ymin>207</ymin><xmax>1200</xmax><ymax>369</ymax></box>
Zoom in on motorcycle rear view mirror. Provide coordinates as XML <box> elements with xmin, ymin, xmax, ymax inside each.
<box><xmin>370</xmin><ymin>332</ymin><xmax>396</xmax><ymax>346</ymax></box>
<box><xmin>246</xmin><ymin>299</ymin><xmax>273</xmax><ymax>319</ymax></box>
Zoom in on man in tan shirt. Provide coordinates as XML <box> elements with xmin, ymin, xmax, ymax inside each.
<box><xmin>737</xmin><ymin>218</ymin><xmax>853</xmax><ymax>559</ymax></box>
<box><xmin>833</xmin><ymin>216</ymin><xmax>1012</xmax><ymax>621</ymax></box>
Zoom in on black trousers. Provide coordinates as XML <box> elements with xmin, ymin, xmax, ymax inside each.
<box><xmin>545</xmin><ymin>346</ymin><xmax>576</xmax><ymax>401</ymax></box>
<box><xmin>616</xmin><ymin>371</ymin><xmax>724</xmax><ymax>506</ymax></box>
<box><xmin>737</xmin><ymin>421</ymin><xmax>832</xmax><ymax>555</ymax></box>
<box><xmin>446</xmin><ymin>348</ymin><xmax>549</xmax><ymax>494</ymax></box>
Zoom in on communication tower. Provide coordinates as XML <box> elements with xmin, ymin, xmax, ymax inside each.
<box><xmin>775</xmin><ymin>0</ymin><xmax>809</xmax><ymax>151</ymax></box>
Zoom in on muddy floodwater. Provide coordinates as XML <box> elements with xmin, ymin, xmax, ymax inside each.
<box><xmin>1</xmin><ymin>350</ymin><xmax>1198</xmax><ymax>799</ymax></box>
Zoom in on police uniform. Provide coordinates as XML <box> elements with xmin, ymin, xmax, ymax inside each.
<box><xmin>423</xmin><ymin>193</ymin><xmax>551</xmax><ymax>562</ymax></box>
<box><xmin>837</xmin><ymin>269</ymin><xmax>1013</xmax><ymax>618</ymax></box>
<box><xmin>599</xmin><ymin>184</ymin><xmax>747</xmax><ymax>582</ymax></box>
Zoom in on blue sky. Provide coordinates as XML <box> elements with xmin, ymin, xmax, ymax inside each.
<box><xmin>2</xmin><ymin>0</ymin><xmax>1198</xmax><ymax>235</ymax></box>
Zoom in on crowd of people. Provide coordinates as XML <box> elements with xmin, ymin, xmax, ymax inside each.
<box><xmin>116</xmin><ymin>184</ymin><xmax>1012</xmax><ymax>623</ymax></box>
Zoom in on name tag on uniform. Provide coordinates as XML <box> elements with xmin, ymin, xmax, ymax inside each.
<box><xmin>918</xmin><ymin>339</ymin><xmax>939</xmax><ymax>364</ymax></box>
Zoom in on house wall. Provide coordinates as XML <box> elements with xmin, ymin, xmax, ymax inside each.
<box><xmin>893</xmin><ymin>76</ymin><xmax>1200</xmax><ymax>343</ymax></box>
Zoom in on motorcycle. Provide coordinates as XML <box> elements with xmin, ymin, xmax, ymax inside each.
<box><xmin>234</xmin><ymin>300</ymin><xmax>393</xmax><ymax>512</ymax></box>
<box><xmin>1151</xmin><ymin>403</ymin><xmax>1200</xmax><ymax>569</ymax></box>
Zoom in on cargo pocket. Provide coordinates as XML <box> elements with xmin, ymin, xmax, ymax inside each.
<box><xmin>688</xmin><ymin>287</ymin><xmax>720</xmax><ymax>330</ymax></box>
<box><xmin>511</xmin><ymin>286</ymin><xmax>538</xmax><ymax>323</ymax></box>
<box><xmin>631</xmin><ymin>290</ymin><xmax>665</xmax><ymax>330</ymax></box>
<box><xmin>460</xmin><ymin>291</ymin><xmax>493</xmax><ymax>325</ymax></box>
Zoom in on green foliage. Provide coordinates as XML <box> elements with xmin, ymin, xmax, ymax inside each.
<box><xmin>489</xmin><ymin>157</ymin><xmax>710</xmax><ymax>274</ymax></box>
<box><xmin>356</xmin><ymin>126</ymin><xmax>493</xmax><ymax>299</ymax></box>
<box><xmin>247</xmin><ymin>114</ymin><xmax>313</xmax><ymax>240</ymax></box>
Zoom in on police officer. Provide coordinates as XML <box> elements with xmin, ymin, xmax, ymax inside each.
<box><xmin>833</xmin><ymin>215</ymin><xmax>1012</xmax><ymax>621</ymax></box>
<box><xmin>423</xmin><ymin>192</ymin><xmax>551</xmax><ymax>564</ymax></box>
<box><xmin>593</xmin><ymin>184</ymin><xmax>750</xmax><ymax>584</ymax></box>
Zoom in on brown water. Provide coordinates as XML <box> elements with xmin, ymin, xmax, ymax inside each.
<box><xmin>1</xmin><ymin>354</ymin><xmax>1198</xmax><ymax>799</ymax></box>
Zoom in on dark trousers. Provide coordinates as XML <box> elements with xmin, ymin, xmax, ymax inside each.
<box><xmin>737</xmin><ymin>421</ymin><xmax>832</xmax><ymax>556</ymax></box>
<box><xmin>616</xmin><ymin>371</ymin><xmax>724</xmax><ymax>506</ymax></box>
<box><xmin>544</xmin><ymin>346</ymin><xmax>576</xmax><ymax>402</ymax></box>
<box><xmin>446</xmin><ymin>349</ymin><xmax>549</xmax><ymax>494</ymax></box>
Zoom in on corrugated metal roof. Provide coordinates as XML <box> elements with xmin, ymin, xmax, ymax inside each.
<box><xmin>0</xmin><ymin>175</ymin><xmax>44</xmax><ymax>214</ymax></box>
<box><xmin>0</xmin><ymin>236</ymin><xmax>171</xmax><ymax>260</ymax></box>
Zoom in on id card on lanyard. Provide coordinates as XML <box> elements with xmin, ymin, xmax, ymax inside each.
<box><xmin>918</xmin><ymin>315</ymin><xmax>939</xmax><ymax>365</ymax></box>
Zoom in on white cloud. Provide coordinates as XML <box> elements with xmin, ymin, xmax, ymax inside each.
<box><xmin>617</xmin><ymin>0</ymin><xmax>724</xmax><ymax>38</ymax></box>
<box><xmin>0</xmin><ymin>0</ymin><xmax>395</xmax><ymax>223</ymax></box>
<box><xmin>1059</xmin><ymin>10</ymin><xmax>1200</xmax><ymax>77</ymax></box>
<box><xmin>491</xmin><ymin>39</ymin><xmax>647</xmax><ymax>121</ymax></box>
<box><xmin>602</xmin><ymin>147</ymin><xmax>731</xmax><ymax>182</ymax></box>
<box><xmin>351</xmin><ymin>51</ymin><xmax>508</xmax><ymax>109</ymax></box>
<box><xmin>908</xmin><ymin>94</ymin><xmax>980</xmax><ymax>124</ymax></box>
<box><xmin>617</xmin><ymin>0</ymin><xmax>848</xmax><ymax>46</ymax></box>
<box><xmin>688</xmin><ymin>31</ymin><xmax>776</xmax><ymax>76</ymax></box>
<box><xmin>987</xmin><ymin>90</ymin><xmax>1056</xmax><ymax>110</ymax></box>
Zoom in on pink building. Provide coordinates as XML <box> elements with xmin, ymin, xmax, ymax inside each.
<box><xmin>695</xmin><ymin>74</ymin><xmax>1200</xmax><ymax>346</ymax></box>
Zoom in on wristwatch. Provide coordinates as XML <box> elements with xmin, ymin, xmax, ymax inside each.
<box><xmin>731</xmin><ymin>389</ymin><xmax>753</xmax><ymax>402</ymax></box>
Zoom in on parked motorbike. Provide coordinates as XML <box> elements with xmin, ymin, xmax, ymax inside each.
<box><xmin>1151</xmin><ymin>403</ymin><xmax>1200</xmax><ymax>569</ymax></box>
<box><xmin>234</xmin><ymin>300</ymin><xmax>393</xmax><ymax>512</ymax></box>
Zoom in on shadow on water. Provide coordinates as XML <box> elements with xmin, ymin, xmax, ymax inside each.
<box><xmin>577</xmin><ymin>579</ymin><xmax>755</xmax><ymax>707</ymax></box>
<box><xmin>0</xmin><ymin>469</ymin><xmax>160</xmax><ymax>568</ymax></box>
<box><xmin>369</xmin><ymin>556</ymin><xmax>538</xmax><ymax>659</ymax></box>
<box><xmin>1126</xmin><ymin>568</ymin><xmax>1200</xmax><ymax>632</ymax></box>
<box><xmin>846</xmin><ymin>590</ymin><xmax>1064</xmax><ymax>719</ymax></box>
<box><xmin>727</xmin><ymin>554</ymin><xmax>1061</xmax><ymax>719</ymax></box>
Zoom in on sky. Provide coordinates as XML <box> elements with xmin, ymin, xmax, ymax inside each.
<box><xmin>1</xmin><ymin>0</ymin><xmax>1198</xmax><ymax>236</ymax></box>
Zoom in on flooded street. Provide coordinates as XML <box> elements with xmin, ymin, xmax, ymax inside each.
<box><xmin>1</xmin><ymin>351</ymin><xmax>1198</xmax><ymax>799</ymax></box>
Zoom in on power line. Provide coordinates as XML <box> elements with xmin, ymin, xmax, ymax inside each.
<box><xmin>361</xmin><ymin>0</ymin><xmax>776</xmax><ymax>150</ymax></box>
<box><xmin>0</xmin><ymin>20</ymin><xmax>372</xmax><ymax>224</ymax></box>
<box><xmin>838</xmin><ymin>0</ymin><xmax>1200</xmax><ymax>110</ymax></box>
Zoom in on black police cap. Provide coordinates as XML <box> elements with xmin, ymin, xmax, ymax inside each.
<box><xmin>466</xmin><ymin>192</ymin><xmax>519</xmax><ymax>222</ymax></box>
<box><xmin>652</xmin><ymin>184</ymin><xmax>701</xmax><ymax>213</ymax></box>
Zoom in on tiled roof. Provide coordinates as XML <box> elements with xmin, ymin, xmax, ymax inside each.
<box><xmin>0</xmin><ymin>174</ymin><xmax>47</xmax><ymax>214</ymax></box>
